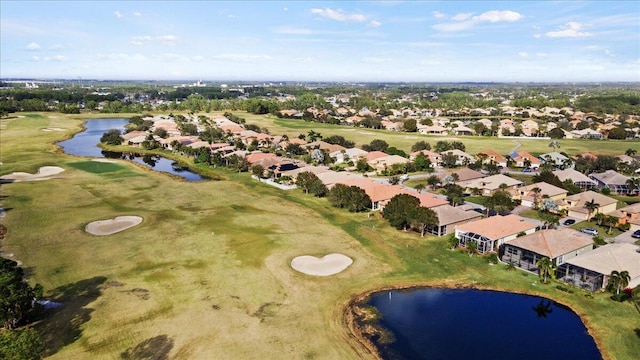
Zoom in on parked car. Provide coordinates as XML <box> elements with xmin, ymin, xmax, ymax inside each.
<box><xmin>563</xmin><ymin>219</ymin><xmax>576</xmax><ymax>226</ymax></box>
<box><xmin>581</xmin><ymin>228</ymin><xmax>599</xmax><ymax>236</ymax></box>
<box><xmin>632</xmin><ymin>229</ymin><xmax>640</xmax><ymax>239</ymax></box>
<box><xmin>522</xmin><ymin>168</ymin><xmax>532</xmax><ymax>173</ymax></box>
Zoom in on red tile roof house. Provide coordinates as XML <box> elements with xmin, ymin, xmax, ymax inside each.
<box><xmin>557</xmin><ymin>243</ymin><xmax>640</xmax><ymax>291</ymax></box>
<box><xmin>410</xmin><ymin>150</ymin><xmax>442</xmax><ymax>167</ymax></box>
<box><xmin>501</xmin><ymin>228</ymin><xmax>593</xmax><ymax>273</ymax></box>
<box><xmin>477</xmin><ymin>149</ymin><xmax>508</xmax><ymax>168</ymax></box>
<box><xmin>511</xmin><ymin>151</ymin><xmax>542</xmax><ymax>169</ymax></box>
<box><xmin>455</xmin><ymin>215</ymin><xmax>538</xmax><ymax>254</ymax></box>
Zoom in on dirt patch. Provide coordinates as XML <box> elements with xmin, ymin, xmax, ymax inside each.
<box><xmin>123</xmin><ymin>288</ymin><xmax>150</xmax><ymax>300</ymax></box>
<box><xmin>85</xmin><ymin>216</ymin><xmax>143</xmax><ymax>236</ymax></box>
<box><xmin>120</xmin><ymin>335</ymin><xmax>173</xmax><ymax>360</ymax></box>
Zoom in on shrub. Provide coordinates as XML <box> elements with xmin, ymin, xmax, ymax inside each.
<box><xmin>610</xmin><ymin>293</ymin><xmax>629</xmax><ymax>302</ymax></box>
<box><xmin>487</xmin><ymin>253</ymin><xmax>499</xmax><ymax>265</ymax></box>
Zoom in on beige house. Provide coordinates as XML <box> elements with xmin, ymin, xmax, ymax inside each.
<box><xmin>502</xmin><ymin>228</ymin><xmax>593</xmax><ymax>272</ymax></box>
<box><xmin>455</xmin><ymin>215</ymin><xmax>538</xmax><ymax>254</ymax></box>
<box><xmin>512</xmin><ymin>182</ymin><xmax>567</xmax><ymax>208</ymax></box>
<box><xmin>562</xmin><ymin>190</ymin><xmax>617</xmax><ymax>220</ymax></box>
<box><xmin>457</xmin><ymin>174</ymin><xmax>523</xmax><ymax>196</ymax></box>
<box><xmin>557</xmin><ymin>243</ymin><xmax>640</xmax><ymax>291</ymax></box>
<box><xmin>424</xmin><ymin>204</ymin><xmax>483</xmax><ymax>236</ymax></box>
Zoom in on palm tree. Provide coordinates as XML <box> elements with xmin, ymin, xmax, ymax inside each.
<box><xmin>584</xmin><ymin>199</ymin><xmax>600</xmax><ymax>221</ymax></box>
<box><xmin>535</xmin><ymin>256</ymin><xmax>556</xmax><ymax>284</ymax></box>
<box><xmin>467</xmin><ymin>241</ymin><xmax>478</xmax><ymax>257</ymax></box>
<box><xmin>625</xmin><ymin>148</ymin><xmax>637</xmax><ymax>157</ymax></box>
<box><xmin>592</xmin><ymin>212</ymin><xmax>607</xmax><ymax>226</ymax></box>
<box><xmin>414</xmin><ymin>183</ymin><xmax>426</xmax><ymax>194</ymax></box>
<box><xmin>549</xmin><ymin>140</ymin><xmax>560</xmax><ymax>151</ymax></box>
<box><xmin>626</xmin><ymin>177</ymin><xmax>640</xmax><ymax>195</ymax></box>
<box><xmin>531</xmin><ymin>187</ymin><xmax>542</xmax><ymax>209</ymax></box>
<box><xmin>605</xmin><ymin>215</ymin><xmax>619</xmax><ymax>234</ymax></box>
<box><xmin>608</xmin><ymin>270</ymin><xmax>631</xmax><ymax>295</ymax></box>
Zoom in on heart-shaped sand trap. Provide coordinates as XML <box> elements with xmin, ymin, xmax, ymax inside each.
<box><xmin>291</xmin><ymin>253</ymin><xmax>353</xmax><ymax>276</ymax></box>
<box><xmin>85</xmin><ymin>216</ymin><xmax>143</xmax><ymax>236</ymax></box>
<box><xmin>0</xmin><ymin>166</ymin><xmax>64</xmax><ymax>182</ymax></box>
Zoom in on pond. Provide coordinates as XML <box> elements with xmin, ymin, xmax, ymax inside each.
<box><xmin>367</xmin><ymin>288</ymin><xmax>601</xmax><ymax>360</ymax></box>
<box><xmin>57</xmin><ymin>118</ymin><xmax>207</xmax><ymax>181</ymax></box>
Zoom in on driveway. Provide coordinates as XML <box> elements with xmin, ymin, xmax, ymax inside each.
<box><xmin>613</xmin><ymin>230</ymin><xmax>640</xmax><ymax>245</ymax></box>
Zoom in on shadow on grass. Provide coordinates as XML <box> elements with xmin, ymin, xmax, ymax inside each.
<box><xmin>635</xmin><ymin>328</ymin><xmax>640</xmax><ymax>340</ymax></box>
<box><xmin>35</xmin><ymin>276</ymin><xmax>107</xmax><ymax>357</ymax></box>
<box><xmin>120</xmin><ymin>335</ymin><xmax>174</xmax><ymax>360</ymax></box>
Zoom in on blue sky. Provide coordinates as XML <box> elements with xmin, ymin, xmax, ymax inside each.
<box><xmin>1</xmin><ymin>1</ymin><xmax>639</xmax><ymax>82</ymax></box>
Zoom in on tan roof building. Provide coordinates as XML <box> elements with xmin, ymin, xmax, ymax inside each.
<box><xmin>558</xmin><ymin>243</ymin><xmax>640</xmax><ymax>291</ymax></box>
<box><xmin>512</xmin><ymin>182</ymin><xmax>568</xmax><ymax>207</ymax></box>
<box><xmin>553</xmin><ymin>168</ymin><xmax>597</xmax><ymax>189</ymax></box>
<box><xmin>425</xmin><ymin>204</ymin><xmax>483</xmax><ymax>236</ymax></box>
<box><xmin>457</xmin><ymin>174</ymin><xmax>523</xmax><ymax>196</ymax></box>
<box><xmin>502</xmin><ymin>229</ymin><xmax>593</xmax><ymax>271</ymax></box>
<box><xmin>455</xmin><ymin>214</ymin><xmax>538</xmax><ymax>254</ymax></box>
<box><xmin>563</xmin><ymin>190</ymin><xmax>617</xmax><ymax>220</ymax></box>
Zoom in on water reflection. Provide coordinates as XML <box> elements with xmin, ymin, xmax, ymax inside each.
<box><xmin>367</xmin><ymin>288</ymin><xmax>600</xmax><ymax>360</ymax></box>
<box><xmin>532</xmin><ymin>299</ymin><xmax>554</xmax><ymax>318</ymax></box>
<box><xmin>58</xmin><ymin>119</ymin><xmax>207</xmax><ymax>182</ymax></box>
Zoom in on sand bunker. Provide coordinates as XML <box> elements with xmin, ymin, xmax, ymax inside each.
<box><xmin>291</xmin><ymin>253</ymin><xmax>353</xmax><ymax>276</ymax></box>
<box><xmin>42</xmin><ymin>127</ymin><xmax>67</xmax><ymax>132</ymax></box>
<box><xmin>0</xmin><ymin>166</ymin><xmax>65</xmax><ymax>182</ymax></box>
<box><xmin>85</xmin><ymin>216</ymin><xmax>143</xmax><ymax>236</ymax></box>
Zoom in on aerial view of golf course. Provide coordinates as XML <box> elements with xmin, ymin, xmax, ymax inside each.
<box><xmin>1</xmin><ymin>109</ymin><xmax>639</xmax><ymax>359</ymax></box>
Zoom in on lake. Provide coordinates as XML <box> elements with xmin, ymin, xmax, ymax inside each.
<box><xmin>367</xmin><ymin>288</ymin><xmax>601</xmax><ymax>360</ymax></box>
<box><xmin>57</xmin><ymin>118</ymin><xmax>207</xmax><ymax>181</ymax></box>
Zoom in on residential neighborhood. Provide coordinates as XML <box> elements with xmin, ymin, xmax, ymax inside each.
<box><xmin>100</xmin><ymin>108</ymin><xmax>640</xmax><ymax>297</ymax></box>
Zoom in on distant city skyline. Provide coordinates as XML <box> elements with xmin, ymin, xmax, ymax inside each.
<box><xmin>1</xmin><ymin>1</ymin><xmax>639</xmax><ymax>82</ymax></box>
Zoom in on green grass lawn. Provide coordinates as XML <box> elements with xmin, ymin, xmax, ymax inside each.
<box><xmin>233</xmin><ymin>112</ymin><xmax>640</xmax><ymax>156</ymax></box>
<box><xmin>570</xmin><ymin>220</ymin><xmax>624</xmax><ymax>238</ymax></box>
<box><xmin>1</xmin><ymin>113</ymin><xmax>638</xmax><ymax>360</ymax></box>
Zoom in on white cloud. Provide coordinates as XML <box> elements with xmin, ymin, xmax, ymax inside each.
<box><xmin>272</xmin><ymin>26</ymin><xmax>314</xmax><ymax>35</ymax></box>
<box><xmin>310</xmin><ymin>8</ymin><xmax>367</xmax><ymax>23</ymax></box>
<box><xmin>94</xmin><ymin>53</ymin><xmax>147</xmax><ymax>62</ymax></box>
<box><xmin>134</xmin><ymin>12</ymin><xmax>142</xmax><ymax>17</ymax></box>
<box><xmin>476</xmin><ymin>10</ymin><xmax>522</xmax><ymax>23</ymax></box>
<box><xmin>132</xmin><ymin>35</ymin><xmax>152</xmax><ymax>41</ymax></box>
<box><xmin>49</xmin><ymin>44</ymin><xmax>64</xmax><ymax>50</ymax></box>
<box><xmin>192</xmin><ymin>55</ymin><xmax>205</xmax><ymax>62</ymax></box>
<box><xmin>452</xmin><ymin>13</ymin><xmax>473</xmax><ymax>21</ymax></box>
<box><xmin>114</xmin><ymin>11</ymin><xmax>123</xmax><ymax>19</ymax></box>
<box><xmin>432</xmin><ymin>11</ymin><xmax>446</xmax><ymax>19</ymax></box>
<box><xmin>130</xmin><ymin>41</ymin><xmax>143</xmax><ymax>46</ymax></box>
<box><xmin>433</xmin><ymin>10</ymin><xmax>523</xmax><ymax>32</ymax></box>
<box><xmin>518</xmin><ymin>52</ymin><xmax>528</xmax><ymax>57</ymax></box>
<box><xmin>284</xmin><ymin>7</ymin><xmax>288</xmax><ymax>11</ymax></box>
<box><xmin>545</xmin><ymin>22</ymin><xmax>592</xmax><ymax>38</ymax></box>
<box><xmin>368</xmin><ymin>20</ymin><xmax>382</xmax><ymax>27</ymax></box>
<box><xmin>211</xmin><ymin>54</ymin><xmax>273</xmax><ymax>62</ymax></box>
<box><xmin>154</xmin><ymin>53</ymin><xmax>188</xmax><ymax>62</ymax></box>
<box><xmin>45</xmin><ymin>55</ymin><xmax>69</xmax><ymax>62</ymax></box>
<box><xmin>536</xmin><ymin>52</ymin><xmax>547</xmax><ymax>57</ymax></box>
<box><xmin>158</xmin><ymin>35</ymin><xmax>178</xmax><ymax>46</ymax></box>
<box><xmin>533</xmin><ymin>34</ymin><xmax>541</xmax><ymax>39</ymax></box>
<box><xmin>361</xmin><ymin>57</ymin><xmax>390</xmax><ymax>63</ymax></box>
<box><xmin>31</xmin><ymin>56</ymin><xmax>40</xmax><ymax>61</ymax></box>
<box><xmin>25</xmin><ymin>42</ymin><xmax>41</xmax><ymax>50</ymax></box>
